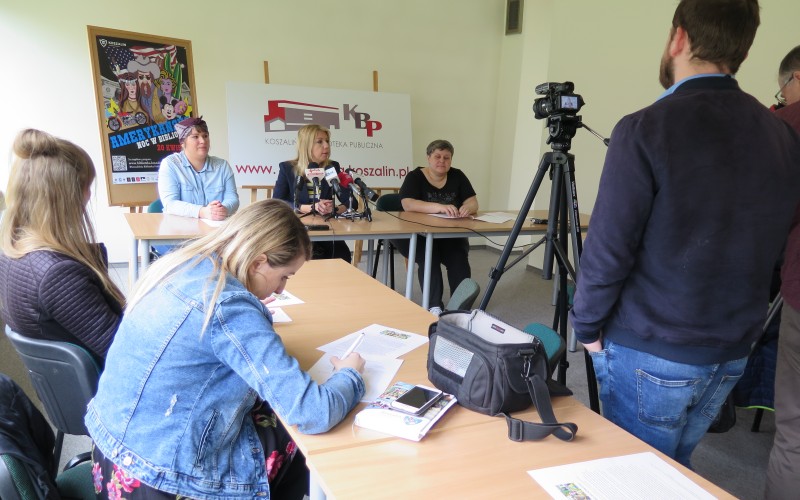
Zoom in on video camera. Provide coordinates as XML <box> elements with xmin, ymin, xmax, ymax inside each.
<box><xmin>533</xmin><ymin>82</ymin><xmax>584</xmax><ymax>120</ymax></box>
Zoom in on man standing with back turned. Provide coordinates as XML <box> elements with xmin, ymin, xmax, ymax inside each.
<box><xmin>569</xmin><ymin>0</ymin><xmax>800</xmax><ymax>468</ymax></box>
<box><xmin>766</xmin><ymin>44</ymin><xmax>800</xmax><ymax>499</ymax></box>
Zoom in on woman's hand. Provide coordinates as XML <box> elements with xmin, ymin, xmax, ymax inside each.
<box><xmin>331</xmin><ymin>352</ymin><xmax>366</xmax><ymax>373</ymax></box>
<box><xmin>310</xmin><ymin>199</ymin><xmax>334</xmax><ymax>215</ymax></box>
<box><xmin>436</xmin><ymin>204</ymin><xmax>460</xmax><ymax>217</ymax></box>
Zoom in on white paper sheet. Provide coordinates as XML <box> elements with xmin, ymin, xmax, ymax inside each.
<box><xmin>473</xmin><ymin>212</ymin><xmax>515</xmax><ymax>223</ymax></box>
<box><xmin>268</xmin><ymin>307</ymin><xmax>292</xmax><ymax>323</ymax></box>
<box><xmin>317</xmin><ymin>324</ymin><xmax>428</xmax><ymax>359</ymax></box>
<box><xmin>200</xmin><ymin>218</ymin><xmax>228</xmax><ymax>227</ymax></box>
<box><xmin>269</xmin><ymin>290</ymin><xmax>304</xmax><ymax>307</ymax></box>
<box><xmin>307</xmin><ymin>353</ymin><xmax>403</xmax><ymax>402</ymax></box>
<box><xmin>528</xmin><ymin>452</ymin><xmax>716</xmax><ymax>499</ymax></box>
<box><xmin>428</xmin><ymin>213</ymin><xmax>473</xmax><ymax>219</ymax></box>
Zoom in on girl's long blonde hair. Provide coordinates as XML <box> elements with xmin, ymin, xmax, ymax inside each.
<box><xmin>127</xmin><ymin>199</ymin><xmax>312</xmax><ymax>332</ymax></box>
<box><xmin>1</xmin><ymin>129</ymin><xmax>124</xmax><ymax>305</ymax></box>
<box><xmin>290</xmin><ymin>124</ymin><xmax>331</xmax><ymax>177</ymax></box>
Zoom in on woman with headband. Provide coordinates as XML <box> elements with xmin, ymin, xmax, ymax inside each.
<box><xmin>157</xmin><ymin>116</ymin><xmax>239</xmax><ymax>220</ymax></box>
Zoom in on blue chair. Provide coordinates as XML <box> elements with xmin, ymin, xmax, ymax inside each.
<box><xmin>147</xmin><ymin>198</ymin><xmax>171</xmax><ymax>259</ymax></box>
<box><xmin>147</xmin><ymin>198</ymin><xmax>163</xmax><ymax>213</ymax></box>
<box><xmin>445</xmin><ymin>278</ymin><xmax>481</xmax><ymax>311</ymax></box>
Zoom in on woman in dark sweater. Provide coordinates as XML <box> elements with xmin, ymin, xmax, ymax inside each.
<box><xmin>0</xmin><ymin>129</ymin><xmax>124</xmax><ymax>365</ymax></box>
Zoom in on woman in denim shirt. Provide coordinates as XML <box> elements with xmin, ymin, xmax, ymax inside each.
<box><xmin>157</xmin><ymin>117</ymin><xmax>239</xmax><ymax>220</ymax></box>
<box><xmin>85</xmin><ymin>200</ymin><xmax>365</xmax><ymax>499</ymax></box>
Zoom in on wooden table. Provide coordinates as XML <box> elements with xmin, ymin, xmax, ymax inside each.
<box><xmin>278</xmin><ymin>259</ymin><xmax>732</xmax><ymax>499</ymax></box>
<box><xmin>123</xmin><ymin>212</ymin><xmax>419</xmax><ymax>284</ymax></box>
<box><xmin>396</xmin><ymin>210</ymin><xmax>588</xmax><ymax>309</ymax></box>
<box><xmin>124</xmin><ymin>210</ymin><xmax>583</xmax><ymax>309</ymax></box>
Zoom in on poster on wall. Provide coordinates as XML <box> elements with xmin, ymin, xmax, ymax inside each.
<box><xmin>226</xmin><ymin>82</ymin><xmax>412</xmax><ymax>187</ymax></box>
<box><xmin>87</xmin><ymin>26</ymin><xmax>197</xmax><ymax>191</ymax></box>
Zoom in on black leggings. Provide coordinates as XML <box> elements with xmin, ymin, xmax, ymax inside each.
<box><xmin>394</xmin><ymin>237</ymin><xmax>471</xmax><ymax>309</ymax></box>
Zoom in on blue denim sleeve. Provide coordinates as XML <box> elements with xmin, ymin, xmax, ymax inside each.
<box><xmin>218</xmin><ymin>159</ymin><xmax>240</xmax><ymax>215</ymax></box>
<box><xmin>211</xmin><ymin>293</ymin><xmax>365</xmax><ymax>434</ymax></box>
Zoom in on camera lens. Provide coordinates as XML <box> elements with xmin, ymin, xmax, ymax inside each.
<box><xmin>533</xmin><ymin>98</ymin><xmax>551</xmax><ymax>120</ymax></box>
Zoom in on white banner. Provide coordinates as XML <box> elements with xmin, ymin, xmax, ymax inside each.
<box><xmin>226</xmin><ymin>82</ymin><xmax>413</xmax><ymax>188</ymax></box>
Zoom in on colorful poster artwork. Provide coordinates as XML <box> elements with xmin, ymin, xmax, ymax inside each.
<box><xmin>90</xmin><ymin>30</ymin><xmax>195</xmax><ymax>185</ymax></box>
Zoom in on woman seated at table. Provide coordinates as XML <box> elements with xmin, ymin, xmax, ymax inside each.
<box><xmin>0</xmin><ymin>129</ymin><xmax>124</xmax><ymax>365</ymax></box>
<box><xmin>395</xmin><ymin>139</ymin><xmax>478</xmax><ymax>315</ymax></box>
<box><xmin>85</xmin><ymin>199</ymin><xmax>365</xmax><ymax>499</ymax></box>
<box><xmin>157</xmin><ymin>116</ymin><xmax>239</xmax><ymax>220</ymax></box>
<box><xmin>274</xmin><ymin>124</ymin><xmax>356</xmax><ymax>262</ymax></box>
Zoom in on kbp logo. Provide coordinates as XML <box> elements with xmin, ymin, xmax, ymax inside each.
<box><xmin>264</xmin><ymin>100</ymin><xmax>383</xmax><ymax>137</ymax></box>
<box><xmin>342</xmin><ymin>104</ymin><xmax>382</xmax><ymax>137</ymax></box>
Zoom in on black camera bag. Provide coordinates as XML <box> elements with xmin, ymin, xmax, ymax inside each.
<box><xmin>427</xmin><ymin>310</ymin><xmax>577</xmax><ymax>441</ymax></box>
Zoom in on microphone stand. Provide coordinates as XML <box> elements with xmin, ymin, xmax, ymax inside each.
<box><xmin>298</xmin><ymin>180</ymin><xmax>321</xmax><ymax>220</ymax></box>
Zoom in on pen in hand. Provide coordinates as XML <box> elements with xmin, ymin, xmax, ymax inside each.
<box><xmin>332</xmin><ymin>332</ymin><xmax>365</xmax><ymax>373</ymax></box>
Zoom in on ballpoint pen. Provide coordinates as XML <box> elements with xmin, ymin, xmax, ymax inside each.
<box><xmin>332</xmin><ymin>332</ymin><xmax>365</xmax><ymax>372</ymax></box>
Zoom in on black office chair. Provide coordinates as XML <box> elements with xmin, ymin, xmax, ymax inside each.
<box><xmin>371</xmin><ymin>193</ymin><xmax>405</xmax><ymax>289</ymax></box>
<box><xmin>4</xmin><ymin>327</ymin><xmax>101</xmax><ymax>470</ymax></box>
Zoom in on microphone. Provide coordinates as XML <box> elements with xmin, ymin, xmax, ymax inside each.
<box><xmin>338</xmin><ymin>170</ymin><xmax>353</xmax><ymax>189</ymax></box>
<box><xmin>305</xmin><ymin>163</ymin><xmax>325</xmax><ymax>199</ymax></box>
<box><xmin>293</xmin><ymin>174</ymin><xmax>304</xmax><ymax>210</ymax></box>
<box><xmin>345</xmin><ymin>168</ymin><xmax>379</xmax><ymax>202</ymax></box>
<box><xmin>353</xmin><ymin>177</ymin><xmax>378</xmax><ymax>202</ymax></box>
<box><xmin>324</xmin><ymin>166</ymin><xmax>342</xmax><ymax>198</ymax></box>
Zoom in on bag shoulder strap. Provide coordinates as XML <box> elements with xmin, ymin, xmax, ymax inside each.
<box><xmin>504</xmin><ymin>372</ymin><xmax>578</xmax><ymax>442</ymax></box>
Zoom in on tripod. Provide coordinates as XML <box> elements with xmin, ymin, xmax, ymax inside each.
<box><xmin>478</xmin><ymin>112</ymin><xmax>601</xmax><ymax>413</ymax></box>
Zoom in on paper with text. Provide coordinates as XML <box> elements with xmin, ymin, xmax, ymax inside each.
<box><xmin>528</xmin><ymin>452</ymin><xmax>715</xmax><ymax>499</ymax></box>
<box><xmin>317</xmin><ymin>325</ymin><xmax>428</xmax><ymax>359</ymax></box>
<box><xmin>269</xmin><ymin>290</ymin><xmax>304</xmax><ymax>307</ymax></box>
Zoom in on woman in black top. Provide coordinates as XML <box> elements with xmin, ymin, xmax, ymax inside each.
<box><xmin>396</xmin><ymin>139</ymin><xmax>478</xmax><ymax>314</ymax></box>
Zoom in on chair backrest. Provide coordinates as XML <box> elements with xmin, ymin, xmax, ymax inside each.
<box><xmin>147</xmin><ymin>198</ymin><xmax>163</xmax><ymax>213</ymax></box>
<box><xmin>522</xmin><ymin>323</ymin><xmax>566</xmax><ymax>367</ymax></box>
<box><xmin>4</xmin><ymin>327</ymin><xmax>100</xmax><ymax>436</ymax></box>
<box><xmin>445</xmin><ymin>278</ymin><xmax>481</xmax><ymax>311</ymax></box>
<box><xmin>375</xmin><ymin>193</ymin><xmax>403</xmax><ymax>212</ymax></box>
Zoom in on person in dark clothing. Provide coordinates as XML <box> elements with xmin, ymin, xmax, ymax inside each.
<box><xmin>569</xmin><ymin>0</ymin><xmax>800</xmax><ymax>468</ymax></box>
<box><xmin>395</xmin><ymin>139</ymin><xmax>478</xmax><ymax>315</ymax></box>
<box><xmin>766</xmin><ymin>44</ymin><xmax>800</xmax><ymax>500</ymax></box>
<box><xmin>273</xmin><ymin>124</ymin><xmax>355</xmax><ymax>262</ymax></box>
<box><xmin>0</xmin><ymin>129</ymin><xmax>124</xmax><ymax>365</ymax></box>
<box><xmin>0</xmin><ymin>373</ymin><xmax>58</xmax><ymax>498</ymax></box>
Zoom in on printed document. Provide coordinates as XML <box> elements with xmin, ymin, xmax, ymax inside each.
<box><xmin>528</xmin><ymin>452</ymin><xmax>715</xmax><ymax>499</ymax></box>
<box><xmin>317</xmin><ymin>324</ymin><xmax>428</xmax><ymax>359</ymax></box>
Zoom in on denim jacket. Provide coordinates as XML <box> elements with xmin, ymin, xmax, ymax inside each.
<box><xmin>85</xmin><ymin>257</ymin><xmax>364</xmax><ymax>499</ymax></box>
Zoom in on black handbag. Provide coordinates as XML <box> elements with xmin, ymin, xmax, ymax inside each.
<box><xmin>427</xmin><ymin>310</ymin><xmax>577</xmax><ymax>441</ymax></box>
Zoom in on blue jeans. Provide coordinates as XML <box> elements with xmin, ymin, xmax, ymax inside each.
<box><xmin>590</xmin><ymin>339</ymin><xmax>747</xmax><ymax>468</ymax></box>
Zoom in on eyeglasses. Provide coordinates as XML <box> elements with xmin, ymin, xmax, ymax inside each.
<box><xmin>776</xmin><ymin>75</ymin><xmax>794</xmax><ymax>106</ymax></box>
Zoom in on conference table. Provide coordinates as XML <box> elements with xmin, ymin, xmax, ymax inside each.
<box><xmin>123</xmin><ymin>209</ymin><xmax>585</xmax><ymax>309</ymax></box>
<box><xmin>277</xmin><ymin>259</ymin><xmax>732</xmax><ymax>499</ymax></box>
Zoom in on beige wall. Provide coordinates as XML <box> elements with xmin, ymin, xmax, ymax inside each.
<box><xmin>1</xmin><ymin>0</ymin><xmax>799</xmax><ymax>263</ymax></box>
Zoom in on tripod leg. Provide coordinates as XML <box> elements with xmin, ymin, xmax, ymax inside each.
<box><xmin>479</xmin><ymin>153</ymin><xmax>553</xmax><ymax>310</ymax></box>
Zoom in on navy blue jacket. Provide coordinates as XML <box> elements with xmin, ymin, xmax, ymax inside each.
<box><xmin>570</xmin><ymin>76</ymin><xmax>800</xmax><ymax>364</ymax></box>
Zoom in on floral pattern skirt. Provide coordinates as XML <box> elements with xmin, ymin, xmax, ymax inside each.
<box><xmin>91</xmin><ymin>400</ymin><xmax>307</xmax><ymax>499</ymax></box>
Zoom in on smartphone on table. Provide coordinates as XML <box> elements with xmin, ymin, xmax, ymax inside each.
<box><xmin>390</xmin><ymin>385</ymin><xmax>443</xmax><ymax>415</ymax></box>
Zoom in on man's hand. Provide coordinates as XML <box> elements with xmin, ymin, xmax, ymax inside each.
<box><xmin>582</xmin><ymin>339</ymin><xmax>603</xmax><ymax>353</ymax></box>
